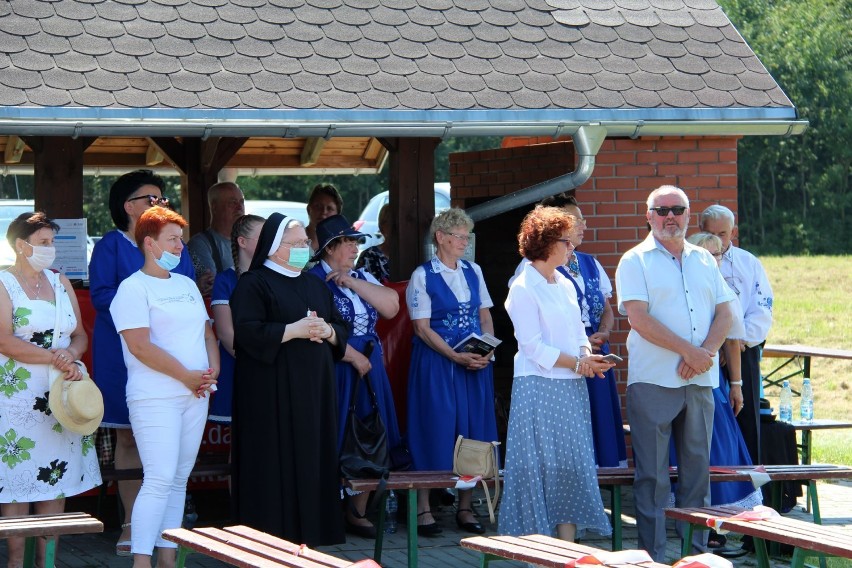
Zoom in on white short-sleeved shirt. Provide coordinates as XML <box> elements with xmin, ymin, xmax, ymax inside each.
<box><xmin>110</xmin><ymin>271</ymin><xmax>210</xmax><ymax>401</ymax></box>
<box><xmin>615</xmin><ymin>234</ymin><xmax>736</xmax><ymax>389</ymax></box>
<box><xmin>505</xmin><ymin>263</ymin><xmax>591</xmax><ymax>379</ymax></box>
<box><xmin>721</xmin><ymin>245</ymin><xmax>773</xmax><ymax>346</ymax></box>
<box><xmin>406</xmin><ymin>257</ymin><xmax>494</xmax><ymax>321</ymax></box>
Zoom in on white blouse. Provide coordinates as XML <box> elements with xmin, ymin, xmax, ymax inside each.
<box><xmin>505</xmin><ymin>263</ymin><xmax>591</xmax><ymax>379</ymax></box>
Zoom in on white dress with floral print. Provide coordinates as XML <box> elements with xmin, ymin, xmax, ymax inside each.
<box><xmin>0</xmin><ymin>270</ymin><xmax>101</xmax><ymax>503</ymax></box>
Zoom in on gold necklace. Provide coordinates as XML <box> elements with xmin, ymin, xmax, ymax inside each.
<box><xmin>13</xmin><ymin>267</ymin><xmax>42</xmax><ymax>299</ymax></box>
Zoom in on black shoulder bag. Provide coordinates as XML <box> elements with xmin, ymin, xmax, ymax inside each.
<box><xmin>339</xmin><ymin>341</ymin><xmax>390</xmax><ymax>488</ymax></box>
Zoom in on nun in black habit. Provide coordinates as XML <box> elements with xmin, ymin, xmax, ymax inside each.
<box><xmin>230</xmin><ymin>213</ymin><xmax>349</xmax><ymax>546</ymax></box>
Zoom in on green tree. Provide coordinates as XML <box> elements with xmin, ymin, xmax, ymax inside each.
<box><xmin>719</xmin><ymin>0</ymin><xmax>851</xmax><ymax>254</ymax></box>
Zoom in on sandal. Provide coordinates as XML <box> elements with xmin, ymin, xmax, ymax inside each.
<box><xmin>116</xmin><ymin>522</ymin><xmax>131</xmax><ymax>557</ymax></box>
<box><xmin>707</xmin><ymin>530</ymin><xmax>727</xmax><ymax>549</ymax></box>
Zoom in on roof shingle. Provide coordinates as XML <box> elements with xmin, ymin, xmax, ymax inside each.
<box><xmin>0</xmin><ymin>0</ymin><xmax>794</xmax><ymax>117</ymax></box>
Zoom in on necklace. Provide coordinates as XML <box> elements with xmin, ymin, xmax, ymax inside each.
<box><xmin>567</xmin><ymin>254</ymin><xmax>580</xmax><ymax>277</ymax></box>
<box><xmin>13</xmin><ymin>267</ymin><xmax>42</xmax><ymax>300</ymax></box>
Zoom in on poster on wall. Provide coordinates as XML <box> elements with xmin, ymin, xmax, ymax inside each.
<box><xmin>53</xmin><ymin>218</ymin><xmax>88</xmax><ymax>280</ymax></box>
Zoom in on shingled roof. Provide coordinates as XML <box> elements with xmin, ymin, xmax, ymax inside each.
<box><xmin>0</xmin><ymin>0</ymin><xmax>805</xmax><ymax>138</ymax></box>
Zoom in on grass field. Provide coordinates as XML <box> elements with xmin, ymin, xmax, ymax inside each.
<box><xmin>759</xmin><ymin>255</ymin><xmax>852</xmax><ymax>465</ymax></box>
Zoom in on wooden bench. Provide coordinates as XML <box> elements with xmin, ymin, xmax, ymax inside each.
<box><xmin>665</xmin><ymin>505</ymin><xmax>852</xmax><ymax>568</ymax></box>
<box><xmin>162</xmin><ymin>524</ymin><xmax>379</xmax><ymax>568</ymax></box>
<box><xmin>0</xmin><ymin>512</ymin><xmax>104</xmax><ymax>568</ymax></box>
<box><xmin>347</xmin><ymin>471</ymin><xmax>501</xmax><ymax>568</ymax></box>
<box><xmin>460</xmin><ymin>534</ymin><xmax>669</xmax><ymax>568</ymax></box>
<box><xmin>598</xmin><ymin>464</ymin><xmax>852</xmax><ymax>551</ymax></box>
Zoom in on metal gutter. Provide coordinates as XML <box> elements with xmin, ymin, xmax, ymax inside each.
<box><xmin>466</xmin><ymin>125</ymin><xmax>608</xmax><ymax>223</ymax></box>
<box><xmin>0</xmin><ymin>118</ymin><xmax>809</xmax><ymax>139</ymax></box>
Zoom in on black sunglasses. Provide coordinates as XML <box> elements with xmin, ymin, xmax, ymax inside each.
<box><xmin>127</xmin><ymin>195</ymin><xmax>169</xmax><ymax>206</ymax></box>
<box><xmin>650</xmin><ymin>206</ymin><xmax>687</xmax><ymax>216</ymax></box>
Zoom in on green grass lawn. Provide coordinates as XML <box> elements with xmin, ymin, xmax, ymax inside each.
<box><xmin>759</xmin><ymin>255</ymin><xmax>852</xmax><ymax>465</ymax></box>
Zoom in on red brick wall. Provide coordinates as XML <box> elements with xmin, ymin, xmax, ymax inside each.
<box><xmin>450</xmin><ymin>136</ymin><xmax>739</xmax><ymax>449</ymax></box>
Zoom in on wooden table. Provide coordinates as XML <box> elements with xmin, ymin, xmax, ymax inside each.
<box><xmin>762</xmin><ymin>343</ymin><xmax>852</xmax><ymax>391</ymax></box>
<box><xmin>461</xmin><ymin>534</ymin><xmax>668</xmax><ymax>568</ymax></box>
<box><xmin>0</xmin><ymin>512</ymin><xmax>103</xmax><ymax>568</ymax></box>
<box><xmin>665</xmin><ymin>505</ymin><xmax>852</xmax><ymax>568</ymax></box>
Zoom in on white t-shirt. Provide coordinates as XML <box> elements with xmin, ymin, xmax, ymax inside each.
<box><xmin>110</xmin><ymin>271</ymin><xmax>210</xmax><ymax>401</ymax></box>
<box><xmin>406</xmin><ymin>257</ymin><xmax>494</xmax><ymax>321</ymax></box>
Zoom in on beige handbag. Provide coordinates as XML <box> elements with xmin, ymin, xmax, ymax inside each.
<box><xmin>452</xmin><ymin>435</ymin><xmax>501</xmax><ymax>523</ymax></box>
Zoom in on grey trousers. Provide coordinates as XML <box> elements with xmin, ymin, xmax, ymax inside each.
<box><xmin>627</xmin><ymin>382</ymin><xmax>714</xmax><ymax>562</ymax></box>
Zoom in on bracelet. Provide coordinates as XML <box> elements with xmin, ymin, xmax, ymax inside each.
<box><xmin>729</xmin><ymin>380</ymin><xmax>743</xmax><ymax>386</ymax></box>
<box><xmin>574</xmin><ymin>357</ymin><xmax>581</xmax><ymax>374</ymax></box>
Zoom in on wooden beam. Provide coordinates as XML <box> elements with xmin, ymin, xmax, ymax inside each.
<box><xmin>31</xmin><ymin>137</ymin><xmax>95</xmax><ymax>219</ymax></box>
<box><xmin>387</xmin><ymin>137</ymin><xmax>441</xmax><ymax>281</ymax></box>
<box><xmin>3</xmin><ymin>136</ymin><xmax>26</xmax><ymax>164</ymax></box>
<box><xmin>145</xmin><ymin>142</ymin><xmax>164</xmax><ymax>166</ymax></box>
<box><xmin>300</xmin><ymin>137</ymin><xmax>326</xmax><ymax>167</ymax></box>
<box><xmin>200</xmin><ymin>137</ymin><xmax>220</xmax><ymax>171</ymax></box>
<box><xmin>149</xmin><ymin>137</ymin><xmax>186</xmax><ymax>173</ymax></box>
<box><xmin>209</xmin><ymin>137</ymin><xmax>248</xmax><ymax>174</ymax></box>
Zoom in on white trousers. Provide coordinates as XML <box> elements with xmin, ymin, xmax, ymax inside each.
<box><xmin>129</xmin><ymin>394</ymin><xmax>208</xmax><ymax>554</ymax></box>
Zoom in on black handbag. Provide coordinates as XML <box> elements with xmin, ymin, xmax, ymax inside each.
<box><xmin>339</xmin><ymin>342</ymin><xmax>390</xmax><ymax>482</ymax></box>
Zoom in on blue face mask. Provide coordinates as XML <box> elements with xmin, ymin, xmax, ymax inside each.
<box><xmin>285</xmin><ymin>247</ymin><xmax>311</xmax><ymax>270</ymax></box>
<box><xmin>153</xmin><ymin>243</ymin><xmax>181</xmax><ymax>272</ymax></box>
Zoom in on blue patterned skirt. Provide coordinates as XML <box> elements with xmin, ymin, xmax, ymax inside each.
<box><xmin>500</xmin><ymin>375</ymin><xmax>611</xmax><ymax>537</ymax></box>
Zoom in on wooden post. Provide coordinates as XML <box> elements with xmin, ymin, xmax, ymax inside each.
<box><xmin>384</xmin><ymin>137</ymin><xmax>440</xmax><ymax>281</ymax></box>
<box><xmin>24</xmin><ymin>136</ymin><xmax>94</xmax><ymax>218</ymax></box>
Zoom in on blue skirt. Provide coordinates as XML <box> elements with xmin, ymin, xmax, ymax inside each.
<box><xmin>500</xmin><ymin>376</ymin><xmax>611</xmax><ymax>537</ymax></box>
<box><xmin>585</xmin><ymin>365</ymin><xmax>627</xmax><ymax>467</ymax></box>
<box><xmin>209</xmin><ymin>344</ymin><xmax>234</xmax><ymax>423</ymax></box>
<box><xmin>407</xmin><ymin>339</ymin><xmax>497</xmax><ymax>471</ymax></box>
<box><xmin>336</xmin><ymin>335</ymin><xmax>402</xmax><ymax>453</ymax></box>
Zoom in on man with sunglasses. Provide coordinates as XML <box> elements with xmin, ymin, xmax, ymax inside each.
<box><xmin>616</xmin><ymin>185</ymin><xmax>735</xmax><ymax>561</ymax></box>
<box><xmin>188</xmin><ymin>182</ymin><xmax>245</xmax><ymax>295</ymax></box>
<box><xmin>699</xmin><ymin>205</ymin><xmax>773</xmax><ymax>466</ymax></box>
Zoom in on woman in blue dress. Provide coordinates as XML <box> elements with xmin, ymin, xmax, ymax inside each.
<box><xmin>405</xmin><ymin>208</ymin><xmax>497</xmax><ymax>536</ymax></box>
<box><xmin>88</xmin><ymin>169</ymin><xmax>195</xmax><ymax>555</ymax></box>
<box><xmin>307</xmin><ymin>214</ymin><xmax>401</xmax><ymax>538</ymax></box>
<box><xmin>210</xmin><ymin>214</ymin><xmax>265</xmax><ymax>424</ymax></box>
<box><xmin>686</xmin><ymin>233</ymin><xmax>763</xmax><ymax>510</ymax></box>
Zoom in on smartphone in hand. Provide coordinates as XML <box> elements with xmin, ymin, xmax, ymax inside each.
<box><xmin>601</xmin><ymin>353</ymin><xmax>623</xmax><ymax>364</ymax></box>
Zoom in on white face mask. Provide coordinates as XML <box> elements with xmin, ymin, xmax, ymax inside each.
<box><xmin>23</xmin><ymin>241</ymin><xmax>56</xmax><ymax>272</ymax></box>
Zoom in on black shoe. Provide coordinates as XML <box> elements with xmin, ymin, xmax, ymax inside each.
<box><xmin>455</xmin><ymin>508</ymin><xmax>485</xmax><ymax>535</ymax></box>
<box><xmin>416</xmin><ymin>511</ymin><xmax>442</xmax><ymax>536</ymax></box>
<box><xmin>345</xmin><ymin>519</ymin><xmax>377</xmax><ymax>539</ymax></box>
<box><xmin>714</xmin><ymin>546</ymin><xmax>749</xmax><ymax>559</ymax></box>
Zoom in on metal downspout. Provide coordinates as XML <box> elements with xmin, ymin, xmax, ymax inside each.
<box><xmin>466</xmin><ymin>125</ymin><xmax>608</xmax><ymax>223</ymax></box>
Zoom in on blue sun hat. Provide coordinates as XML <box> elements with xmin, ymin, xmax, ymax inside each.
<box><xmin>310</xmin><ymin>214</ymin><xmax>367</xmax><ymax>261</ymax></box>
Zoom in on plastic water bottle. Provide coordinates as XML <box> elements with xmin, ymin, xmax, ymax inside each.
<box><xmin>385</xmin><ymin>491</ymin><xmax>398</xmax><ymax>534</ymax></box>
<box><xmin>183</xmin><ymin>493</ymin><xmax>198</xmax><ymax>529</ymax></box>
<box><xmin>800</xmin><ymin>377</ymin><xmax>814</xmax><ymax>423</ymax></box>
<box><xmin>779</xmin><ymin>380</ymin><xmax>793</xmax><ymax>423</ymax></box>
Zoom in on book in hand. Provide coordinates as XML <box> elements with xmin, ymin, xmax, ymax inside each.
<box><xmin>453</xmin><ymin>332</ymin><xmax>501</xmax><ymax>356</ymax></box>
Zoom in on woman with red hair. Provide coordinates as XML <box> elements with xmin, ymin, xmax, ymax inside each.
<box><xmin>501</xmin><ymin>207</ymin><xmax>614</xmax><ymax>542</ymax></box>
<box><xmin>110</xmin><ymin>206</ymin><xmax>219</xmax><ymax>568</ymax></box>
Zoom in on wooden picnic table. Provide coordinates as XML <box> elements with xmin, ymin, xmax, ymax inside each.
<box><xmin>665</xmin><ymin>505</ymin><xmax>852</xmax><ymax>568</ymax></box>
<box><xmin>597</xmin><ymin>463</ymin><xmax>852</xmax><ymax>550</ymax></box>
<box><xmin>460</xmin><ymin>534</ymin><xmax>669</xmax><ymax>568</ymax></box>
<box><xmin>0</xmin><ymin>512</ymin><xmax>103</xmax><ymax>568</ymax></box>
<box><xmin>762</xmin><ymin>343</ymin><xmax>852</xmax><ymax>391</ymax></box>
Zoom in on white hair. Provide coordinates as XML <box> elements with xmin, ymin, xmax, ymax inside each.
<box><xmin>699</xmin><ymin>204</ymin><xmax>736</xmax><ymax>229</ymax></box>
<box><xmin>207</xmin><ymin>181</ymin><xmax>242</xmax><ymax>208</ymax></box>
<box><xmin>646</xmin><ymin>185</ymin><xmax>689</xmax><ymax>209</ymax></box>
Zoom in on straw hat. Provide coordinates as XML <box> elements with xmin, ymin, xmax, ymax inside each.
<box><xmin>48</xmin><ymin>364</ymin><xmax>104</xmax><ymax>436</ymax></box>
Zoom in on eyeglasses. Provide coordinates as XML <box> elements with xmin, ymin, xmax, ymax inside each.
<box><xmin>444</xmin><ymin>232</ymin><xmax>472</xmax><ymax>242</ymax></box>
<box><xmin>127</xmin><ymin>195</ymin><xmax>169</xmax><ymax>206</ymax></box>
<box><xmin>711</xmin><ymin>252</ymin><xmax>723</xmax><ymax>258</ymax></box>
<box><xmin>650</xmin><ymin>206</ymin><xmax>687</xmax><ymax>216</ymax></box>
<box><xmin>556</xmin><ymin>238</ymin><xmax>575</xmax><ymax>247</ymax></box>
<box><xmin>280</xmin><ymin>239</ymin><xmax>312</xmax><ymax>248</ymax></box>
